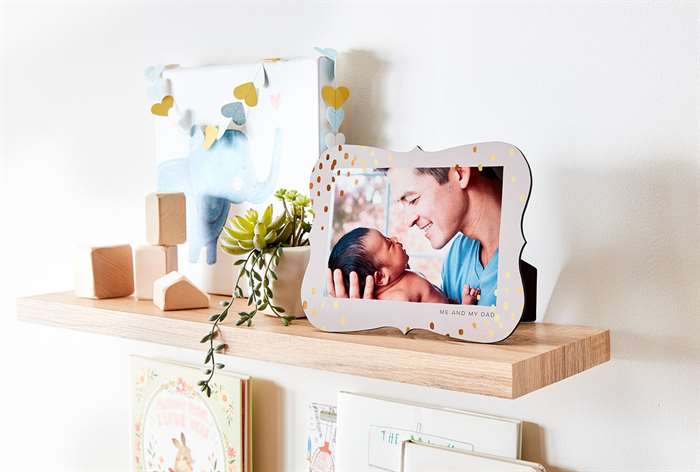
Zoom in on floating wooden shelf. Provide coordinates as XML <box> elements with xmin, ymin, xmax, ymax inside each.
<box><xmin>17</xmin><ymin>292</ymin><xmax>610</xmax><ymax>399</ymax></box>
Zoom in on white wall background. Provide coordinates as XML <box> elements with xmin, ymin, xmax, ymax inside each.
<box><xmin>1</xmin><ymin>1</ymin><xmax>698</xmax><ymax>470</ymax></box>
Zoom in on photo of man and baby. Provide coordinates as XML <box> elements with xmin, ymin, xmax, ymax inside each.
<box><xmin>326</xmin><ymin>165</ymin><xmax>503</xmax><ymax>306</ymax></box>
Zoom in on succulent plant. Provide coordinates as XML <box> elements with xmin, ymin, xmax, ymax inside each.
<box><xmin>199</xmin><ymin>188</ymin><xmax>313</xmax><ymax>395</ymax></box>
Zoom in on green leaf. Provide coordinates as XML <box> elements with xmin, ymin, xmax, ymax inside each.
<box><xmin>216</xmin><ymin>363</ymin><xmax>225</xmax><ymax>369</ymax></box>
<box><xmin>262</xmin><ymin>204</ymin><xmax>273</xmax><ymax>227</ymax></box>
<box><xmin>236</xmin><ymin>318</ymin><xmax>247</xmax><ymax>326</ymax></box>
<box><xmin>197</xmin><ymin>380</ymin><xmax>206</xmax><ymax>386</ymax></box>
<box><xmin>205</xmin><ymin>350</ymin><xmax>213</xmax><ymax>364</ymax></box>
<box><xmin>222</xmin><ymin>244</ymin><xmax>248</xmax><ymax>256</ymax></box>
<box><xmin>234</xmin><ymin>259</ymin><xmax>246</xmax><ymax>266</ymax></box>
<box><xmin>208</xmin><ymin>314</ymin><xmax>220</xmax><ymax>322</ymax></box>
<box><xmin>272</xmin><ymin>305</ymin><xmax>286</xmax><ymax>313</ymax></box>
<box><xmin>247</xmin><ymin>320</ymin><xmax>252</xmax><ymax>327</ymax></box>
<box><xmin>204</xmin><ymin>369</ymin><xmax>212</xmax><ymax>375</ymax></box>
<box><xmin>215</xmin><ymin>343</ymin><xmax>228</xmax><ymax>352</ymax></box>
<box><xmin>270</xmin><ymin>271</ymin><xmax>278</xmax><ymax>280</ymax></box>
<box><xmin>206</xmin><ymin>385</ymin><xmax>212</xmax><ymax>397</ymax></box>
<box><xmin>219</xmin><ymin>311</ymin><xmax>228</xmax><ymax>322</ymax></box>
<box><xmin>252</xmin><ymin>271</ymin><xmax>262</xmax><ymax>282</ymax></box>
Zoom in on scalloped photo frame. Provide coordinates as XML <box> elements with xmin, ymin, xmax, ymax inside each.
<box><xmin>301</xmin><ymin>142</ymin><xmax>532</xmax><ymax>343</ymax></box>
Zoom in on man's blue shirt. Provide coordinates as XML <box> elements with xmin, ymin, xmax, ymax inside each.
<box><xmin>441</xmin><ymin>234</ymin><xmax>498</xmax><ymax>306</ymax></box>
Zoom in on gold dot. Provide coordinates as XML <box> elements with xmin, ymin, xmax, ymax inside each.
<box><xmin>519</xmin><ymin>194</ymin><xmax>526</xmax><ymax>204</ymax></box>
<box><xmin>503</xmin><ymin>302</ymin><xmax>510</xmax><ymax>311</ymax></box>
<box><xmin>323</xmin><ymin>206</ymin><xmax>328</xmax><ymax>213</ymax></box>
<box><xmin>472</xmin><ymin>145</ymin><xmax>477</xmax><ymax>153</ymax></box>
<box><xmin>488</xmin><ymin>329</ymin><xmax>494</xmax><ymax>337</ymax></box>
<box><xmin>511</xmin><ymin>176</ymin><xmax>517</xmax><ymax>183</ymax></box>
<box><xmin>320</xmin><ymin>301</ymin><xmax>326</xmax><ymax>310</ymax></box>
<box><xmin>332</xmin><ymin>301</ymin><xmax>339</xmax><ymax>310</ymax></box>
<box><xmin>489</xmin><ymin>154</ymin><xmax>496</xmax><ymax>161</ymax></box>
<box><xmin>516</xmin><ymin>286</ymin><xmax>523</xmax><ymax>294</ymax></box>
<box><xmin>302</xmin><ymin>300</ymin><xmax>308</xmax><ymax>309</ymax></box>
<box><xmin>340</xmin><ymin>315</ymin><xmax>347</xmax><ymax>326</ymax></box>
<box><xmin>476</xmin><ymin>293</ymin><xmax>481</xmax><ymax>301</ymax></box>
<box><xmin>458</xmin><ymin>328</ymin><xmax>464</xmax><ymax>335</ymax></box>
<box><xmin>373</xmin><ymin>159</ymin><xmax>379</xmax><ymax>166</ymax></box>
<box><xmin>405</xmin><ymin>326</ymin><xmax>410</xmax><ymax>333</ymax></box>
<box><xmin>472</xmin><ymin>322</ymin><xmax>477</xmax><ymax>329</ymax></box>
<box><xmin>505</xmin><ymin>272</ymin><xmax>511</xmax><ymax>279</ymax></box>
<box><xmin>511</xmin><ymin>313</ymin><xmax>516</xmax><ymax>320</ymax></box>
<box><xmin>478</xmin><ymin>165</ymin><xmax>483</xmax><ymax>171</ymax></box>
<box><xmin>359</xmin><ymin>159</ymin><xmax>366</xmax><ymax>166</ymax></box>
<box><xmin>509</xmin><ymin>148</ymin><xmax>517</xmax><ymax>156</ymax></box>
<box><xmin>311</xmin><ymin>308</ymin><xmax>317</xmax><ymax>316</ymax></box>
<box><xmin>494</xmin><ymin>314</ymin><xmax>500</xmax><ymax>322</ymax></box>
<box><xmin>351</xmin><ymin>159</ymin><xmax>356</xmax><ymax>166</ymax></box>
<box><xmin>429</xmin><ymin>321</ymin><xmax>435</xmax><ymax>330</ymax></box>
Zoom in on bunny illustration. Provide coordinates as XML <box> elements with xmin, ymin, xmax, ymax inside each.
<box><xmin>169</xmin><ymin>432</ymin><xmax>193</xmax><ymax>472</ymax></box>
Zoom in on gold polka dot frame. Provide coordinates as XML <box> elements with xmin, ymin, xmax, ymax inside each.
<box><xmin>301</xmin><ymin>142</ymin><xmax>532</xmax><ymax>344</ymax></box>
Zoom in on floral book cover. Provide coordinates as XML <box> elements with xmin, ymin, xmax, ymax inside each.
<box><xmin>130</xmin><ymin>356</ymin><xmax>251</xmax><ymax>472</ymax></box>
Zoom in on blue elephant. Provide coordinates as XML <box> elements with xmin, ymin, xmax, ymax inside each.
<box><xmin>157</xmin><ymin>128</ymin><xmax>282</xmax><ymax>264</ymax></box>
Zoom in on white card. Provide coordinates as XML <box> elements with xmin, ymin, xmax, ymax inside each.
<box><xmin>401</xmin><ymin>441</ymin><xmax>545</xmax><ymax>472</ymax></box>
<box><xmin>336</xmin><ymin>392</ymin><xmax>521</xmax><ymax>472</ymax></box>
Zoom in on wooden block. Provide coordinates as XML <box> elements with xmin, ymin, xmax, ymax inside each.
<box><xmin>153</xmin><ymin>271</ymin><xmax>210</xmax><ymax>311</ymax></box>
<box><xmin>74</xmin><ymin>244</ymin><xmax>134</xmax><ymax>299</ymax></box>
<box><xmin>146</xmin><ymin>192</ymin><xmax>186</xmax><ymax>245</ymax></box>
<box><xmin>134</xmin><ymin>245</ymin><xmax>178</xmax><ymax>300</ymax></box>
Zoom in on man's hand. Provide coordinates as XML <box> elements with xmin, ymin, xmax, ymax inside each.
<box><xmin>326</xmin><ymin>269</ymin><xmax>375</xmax><ymax>299</ymax></box>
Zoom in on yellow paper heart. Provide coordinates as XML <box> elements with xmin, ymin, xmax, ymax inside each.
<box><xmin>233</xmin><ymin>82</ymin><xmax>258</xmax><ymax>107</ymax></box>
<box><xmin>150</xmin><ymin>95</ymin><xmax>174</xmax><ymax>117</ymax></box>
<box><xmin>203</xmin><ymin>126</ymin><xmax>218</xmax><ymax>150</ymax></box>
<box><xmin>321</xmin><ymin>86</ymin><xmax>350</xmax><ymax>109</ymax></box>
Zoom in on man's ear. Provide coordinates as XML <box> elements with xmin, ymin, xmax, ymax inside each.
<box><xmin>451</xmin><ymin>165</ymin><xmax>471</xmax><ymax>190</ymax></box>
<box><xmin>373</xmin><ymin>268</ymin><xmax>391</xmax><ymax>287</ymax></box>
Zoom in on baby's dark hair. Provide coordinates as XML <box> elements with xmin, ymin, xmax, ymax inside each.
<box><xmin>328</xmin><ymin>227</ymin><xmax>378</xmax><ymax>295</ymax></box>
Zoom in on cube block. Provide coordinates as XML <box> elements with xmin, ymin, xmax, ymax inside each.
<box><xmin>153</xmin><ymin>271</ymin><xmax>210</xmax><ymax>311</ymax></box>
<box><xmin>146</xmin><ymin>192</ymin><xmax>186</xmax><ymax>245</ymax></box>
<box><xmin>134</xmin><ymin>245</ymin><xmax>178</xmax><ymax>300</ymax></box>
<box><xmin>74</xmin><ymin>244</ymin><xmax>134</xmax><ymax>299</ymax></box>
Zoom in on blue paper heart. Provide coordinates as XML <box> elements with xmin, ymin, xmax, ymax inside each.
<box><xmin>326</xmin><ymin>107</ymin><xmax>344</xmax><ymax>133</ymax></box>
<box><xmin>314</xmin><ymin>47</ymin><xmax>338</xmax><ymax>61</ymax></box>
<box><xmin>221</xmin><ymin>102</ymin><xmax>247</xmax><ymax>126</ymax></box>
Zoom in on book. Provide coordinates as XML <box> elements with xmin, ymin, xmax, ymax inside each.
<box><xmin>336</xmin><ymin>392</ymin><xmax>521</xmax><ymax>472</ymax></box>
<box><xmin>307</xmin><ymin>402</ymin><xmax>337</xmax><ymax>472</ymax></box>
<box><xmin>130</xmin><ymin>356</ymin><xmax>251</xmax><ymax>472</ymax></box>
<box><xmin>401</xmin><ymin>440</ymin><xmax>546</xmax><ymax>472</ymax></box>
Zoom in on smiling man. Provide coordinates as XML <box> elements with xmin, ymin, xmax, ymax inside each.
<box><xmin>327</xmin><ymin>165</ymin><xmax>503</xmax><ymax>305</ymax></box>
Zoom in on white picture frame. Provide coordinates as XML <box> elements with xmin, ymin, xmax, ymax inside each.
<box><xmin>301</xmin><ymin>142</ymin><xmax>532</xmax><ymax>343</ymax></box>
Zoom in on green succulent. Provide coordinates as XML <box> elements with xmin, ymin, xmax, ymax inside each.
<box><xmin>199</xmin><ymin>188</ymin><xmax>313</xmax><ymax>396</ymax></box>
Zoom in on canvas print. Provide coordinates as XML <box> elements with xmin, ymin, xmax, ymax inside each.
<box><xmin>148</xmin><ymin>56</ymin><xmax>335</xmax><ymax>294</ymax></box>
<box><xmin>130</xmin><ymin>356</ymin><xmax>251</xmax><ymax>472</ymax></box>
<box><xmin>307</xmin><ymin>402</ymin><xmax>337</xmax><ymax>472</ymax></box>
<box><xmin>335</xmin><ymin>392</ymin><xmax>521</xmax><ymax>472</ymax></box>
<box><xmin>302</xmin><ymin>143</ymin><xmax>532</xmax><ymax>343</ymax></box>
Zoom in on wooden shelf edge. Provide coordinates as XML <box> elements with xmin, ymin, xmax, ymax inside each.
<box><xmin>16</xmin><ymin>292</ymin><xmax>610</xmax><ymax>399</ymax></box>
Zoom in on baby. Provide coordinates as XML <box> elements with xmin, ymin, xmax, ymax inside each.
<box><xmin>328</xmin><ymin>227</ymin><xmax>480</xmax><ymax>304</ymax></box>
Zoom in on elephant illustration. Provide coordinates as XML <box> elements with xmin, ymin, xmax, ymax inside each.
<box><xmin>157</xmin><ymin>128</ymin><xmax>282</xmax><ymax>264</ymax></box>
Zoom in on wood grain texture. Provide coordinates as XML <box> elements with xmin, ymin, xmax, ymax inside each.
<box><xmin>16</xmin><ymin>292</ymin><xmax>610</xmax><ymax>399</ymax></box>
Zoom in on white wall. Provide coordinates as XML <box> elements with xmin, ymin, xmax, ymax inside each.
<box><xmin>1</xmin><ymin>1</ymin><xmax>698</xmax><ymax>470</ymax></box>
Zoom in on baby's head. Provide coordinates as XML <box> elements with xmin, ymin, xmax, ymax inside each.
<box><xmin>328</xmin><ymin>227</ymin><xmax>409</xmax><ymax>294</ymax></box>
